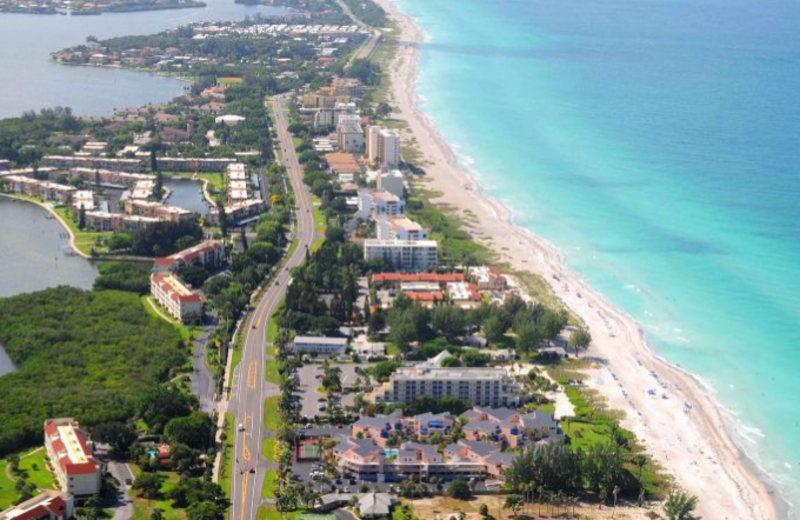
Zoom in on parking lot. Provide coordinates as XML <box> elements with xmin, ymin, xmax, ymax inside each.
<box><xmin>296</xmin><ymin>360</ymin><xmax>375</xmax><ymax>419</ymax></box>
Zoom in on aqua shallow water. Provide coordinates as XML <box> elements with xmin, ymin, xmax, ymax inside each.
<box><xmin>395</xmin><ymin>0</ymin><xmax>800</xmax><ymax>511</ymax></box>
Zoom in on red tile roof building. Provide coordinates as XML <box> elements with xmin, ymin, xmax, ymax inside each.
<box><xmin>153</xmin><ymin>240</ymin><xmax>224</xmax><ymax>273</ymax></box>
<box><xmin>0</xmin><ymin>491</ymin><xmax>72</xmax><ymax>520</ymax></box>
<box><xmin>43</xmin><ymin>419</ymin><xmax>101</xmax><ymax>498</ymax></box>
<box><xmin>150</xmin><ymin>273</ymin><xmax>204</xmax><ymax>323</ymax></box>
<box><xmin>371</xmin><ymin>273</ymin><xmax>465</xmax><ymax>285</ymax></box>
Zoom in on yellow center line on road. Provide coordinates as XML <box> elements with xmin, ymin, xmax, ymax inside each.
<box><xmin>240</xmin><ymin>469</ymin><xmax>250</xmax><ymax>520</ymax></box>
<box><xmin>247</xmin><ymin>360</ymin><xmax>258</xmax><ymax>389</ymax></box>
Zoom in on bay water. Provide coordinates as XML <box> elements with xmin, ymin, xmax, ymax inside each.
<box><xmin>394</xmin><ymin>0</ymin><xmax>800</xmax><ymax>512</ymax></box>
<box><xmin>0</xmin><ymin>0</ymin><xmax>288</xmax><ymax>117</ymax></box>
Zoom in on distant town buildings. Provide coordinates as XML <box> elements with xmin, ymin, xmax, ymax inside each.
<box><xmin>43</xmin><ymin>418</ymin><xmax>102</xmax><ymax>499</ymax></box>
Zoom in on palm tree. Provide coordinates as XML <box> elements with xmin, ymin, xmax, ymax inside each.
<box><xmin>633</xmin><ymin>454</ymin><xmax>647</xmax><ymax>505</ymax></box>
<box><xmin>664</xmin><ymin>490</ymin><xmax>701</xmax><ymax>520</ymax></box>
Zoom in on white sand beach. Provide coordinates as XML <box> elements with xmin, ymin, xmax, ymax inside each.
<box><xmin>370</xmin><ymin>1</ymin><xmax>779</xmax><ymax>518</ymax></box>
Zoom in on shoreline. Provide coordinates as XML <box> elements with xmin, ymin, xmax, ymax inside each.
<box><xmin>371</xmin><ymin>0</ymin><xmax>783</xmax><ymax>518</ymax></box>
<box><xmin>0</xmin><ymin>193</ymin><xmax>90</xmax><ymax>259</ymax></box>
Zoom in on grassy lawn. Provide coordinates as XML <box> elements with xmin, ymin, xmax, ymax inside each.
<box><xmin>0</xmin><ymin>448</ymin><xmax>57</xmax><ymax>509</ymax></box>
<box><xmin>0</xmin><ymin>459</ymin><xmax>15</xmax><ymax>510</ymax></box>
<box><xmin>257</xmin><ymin>506</ymin><xmax>301</xmax><ymax>520</ymax></box>
<box><xmin>220</xmin><ymin>413</ymin><xmax>236</xmax><ymax>499</ymax></box>
<box><xmin>53</xmin><ymin>205</ymin><xmax>112</xmax><ymax>256</ymax></box>
<box><xmin>264</xmin><ymin>358</ymin><xmax>281</xmax><ymax>385</ymax></box>
<box><xmin>260</xmin><ymin>470</ymin><xmax>278</xmax><ymax>499</ymax></box>
<box><xmin>17</xmin><ymin>449</ymin><xmax>55</xmax><ymax>490</ymax></box>
<box><xmin>263</xmin><ymin>396</ymin><xmax>280</xmax><ymax>431</ymax></box>
<box><xmin>266</xmin><ymin>305</ymin><xmax>282</xmax><ymax>344</ymax></box>
<box><xmin>129</xmin><ymin>467</ymin><xmax>185</xmax><ymax>520</ymax></box>
<box><xmin>168</xmin><ymin>172</ymin><xmax>225</xmax><ymax>192</ymax></box>
<box><xmin>309</xmin><ymin>195</ymin><xmax>327</xmax><ymax>254</ymax></box>
<box><xmin>140</xmin><ymin>296</ymin><xmax>196</xmax><ymax>342</ymax></box>
<box><xmin>261</xmin><ymin>437</ymin><xmax>276</xmax><ymax>462</ymax></box>
<box><xmin>385</xmin><ymin>343</ymin><xmax>400</xmax><ymax>357</ymax></box>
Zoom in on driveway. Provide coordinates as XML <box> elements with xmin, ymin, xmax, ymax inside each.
<box><xmin>191</xmin><ymin>324</ymin><xmax>217</xmax><ymax>412</ymax></box>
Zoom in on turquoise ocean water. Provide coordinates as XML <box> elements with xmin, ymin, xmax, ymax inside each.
<box><xmin>394</xmin><ymin>0</ymin><xmax>800</xmax><ymax>512</ymax></box>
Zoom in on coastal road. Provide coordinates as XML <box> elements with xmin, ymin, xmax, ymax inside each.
<box><xmin>228</xmin><ymin>94</ymin><xmax>316</xmax><ymax>520</ymax></box>
<box><xmin>333</xmin><ymin>0</ymin><xmax>382</xmax><ymax>62</ymax></box>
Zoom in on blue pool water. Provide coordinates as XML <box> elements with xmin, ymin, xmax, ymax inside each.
<box><xmin>394</xmin><ymin>0</ymin><xmax>800</xmax><ymax>512</ymax></box>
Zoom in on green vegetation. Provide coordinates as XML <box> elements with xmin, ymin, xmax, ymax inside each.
<box><xmin>53</xmin><ymin>205</ymin><xmax>112</xmax><ymax>256</ymax></box>
<box><xmin>341</xmin><ymin>0</ymin><xmax>387</xmax><ymax>27</ymax></box>
<box><xmin>0</xmin><ymin>448</ymin><xmax>57</xmax><ymax>509</ymax></box>
<box><xmin>130</xmin><ymin>467</ymin><xmax>186</xmax><ymax>520</ymax></box>
<box><xmin>94</xmin><ymin>261</ymin><xmax>152</xmax><ymax>294</ymax></box>
<box><xmin>261</xmin><ymin>437</ymin><xmax>276</xmax><ymax>462</ymax></box>
<box><xmin>0</xmin><ymin>287</ymin><xmax>185</xmax><ymax>456</ymax></box>
<box><xmin>261</xmin><ymin>470</ymin><xmax>278</xmax><ymax>499</ymax></box>
<box><xmin>219</xmin><ymin>414</ymin><xmax>236</xmax><ymax>499</ymax></box>
<box><xmin>263</xmin><ymin>396</ymin><xmax>280</xmax><ymax>430</ymax></box>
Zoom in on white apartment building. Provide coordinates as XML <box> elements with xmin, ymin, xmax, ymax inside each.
<box><xmin>377</xmin><ymin>169</ymin><xmax>404</xmax><ymax>198</ymax></box>
<box><xmin>314</xmin><ymin>102</ymin><xmax>357</xmax><ymax>128</ymax></box>
<box><xmin>376</xmin><ymin>216</ymin><xmax>429</xmax><ymax>241</ymax></box>
<box><xmin>150</xmin><ymin>273</ymin><xmax>204</xmax><ymax>323</ymax></box>
<box><xmin>72</xmin><ymin>191</ymin><xmax>95</xmax><ymax>212</ymax></box>
<box><xmin>371</xmin><ymin>367</ymin><xmax>520</xmax><ymax>407</ymax></box>
<box><xmin>43</xmin><ymin>418</ymin><xmax>102</xmax><ymax>499</ymax></box>
<box><xmin>2</xmin><ymin>175</ymin><xmax>76</xmax><ymax>203</ymax></box>
<box><xmin>290</xmin><ymin>336</ymin><xmax>348</xmax><ymax>356</ymax></box>
<box><xmin>337</xmin><ymin>117</ymin><xmax>364</xmax><ymax>153</ymax></box>
<box><xmin>357</xmin><ymin>189</ymin><xmax>406</xmax><ymax>221</ymax></box>
<box><xmin>84</xmin><ymin>211</ymin><xmax>160</xmax><ymax>232</ymax></box>
<box><xmin>366</xmin><ymin>126</ymin><xmax>401</xmax><ymax>168</ymax></box>
<box><xmin>363</xmin><ymin>239</ymin><xmax>438</xmax><ymax>271</ymax></box>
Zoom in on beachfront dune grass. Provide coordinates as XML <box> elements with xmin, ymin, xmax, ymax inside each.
<box><xmin>549</xmin><ymin>360</ymin><xmax>672</xmax><ymax>499</ymax></box>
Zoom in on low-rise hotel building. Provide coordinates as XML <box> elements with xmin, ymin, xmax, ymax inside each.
<box><xmin>150</xmin><ymin>273</ymin><xmax>203</xmax><ymax>323</ymax></box>
<box><xmin>332</xmin><ymin>438</ymin><xmax>486</xmax><ymax>483</ymax></box>
<box><xmin>84</xmin><ymin>211</ymin><xmax>160</xmax><ymax>232</ymax></box>
<box><xmin>2</xmin><ymin>175</ymin><xmax>76</xmax><ymax>203</ymax></box>
<box><xmin>157</xmin><ymin>157</ymin><xmax>235</xmax><ymax>173</ymax></box>
<box><xmin>153</xmin><ymin>240</ymin><xmax>224</xmax><ymax>273</ymax></box>
<box><xmin>71</xmin><ymin>191</ymin><xmax>95</xmax><ymax>212</ymax></box>
<box><xmin>43</xmin><ymin>418</ymin><xmax>102</xmax><ymax>499</ymax></box>
<box><xmin>123</xmin><ymin>200</ymin><xmax>193</xmax><ymax>222</ymax></box>
<box><xmin>56</xmin><ymin>168</ymin><xmax>154</xmax><ymax>188</ymax></box>
<box><xmin>370</xmin><ymin>366</ymin><xmax>519</xmax><ymax>407</ymax></box>
<box><xmin>207</xmin><ymin>199</ymin><xmax>265</xmax><ymax>225</ymax></box>
<box><xmin>42</xmin><ymin>155</ymin><xmax>143</xmax><ymax>173</ymax></box>
<box><xmin>363</xmin><ymin>239</ymin><xmax>438</xmax><ymax>272</ymax></box>
<box><xmin>290</xmin><ymin>336</ymin><xmax>348</xmax><ymax>356</ymax></box>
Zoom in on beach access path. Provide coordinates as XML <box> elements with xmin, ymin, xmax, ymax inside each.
<box><xmin>368</xmin><ymin>1</ymin><xmax>779</xmax><ymax>518</ymax></box>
